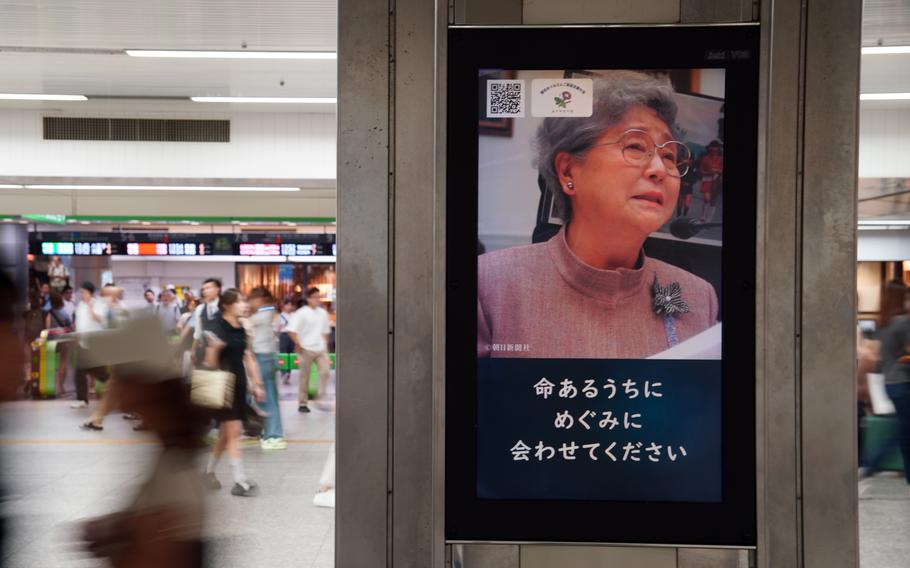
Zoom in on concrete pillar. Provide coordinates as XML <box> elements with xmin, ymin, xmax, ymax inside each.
<box><xmin>336</xmin><ymin>0</ymin><xmax>861</xmax><ymax>565</ymax></box>
<box><xmin>0</xmin><ymin>224</ymin><xmax>29</xmax><ymax>309</ymax></box>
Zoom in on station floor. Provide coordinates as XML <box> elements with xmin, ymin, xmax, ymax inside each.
<box><xmin>1</xmin><ymin>373</ymin><xmax>335</xmax><ymax>568</ymax></box>
<box><xmin>2</xmin><ymin>375</ymin><xmax>909</xmax><ymax>567</ymax></box>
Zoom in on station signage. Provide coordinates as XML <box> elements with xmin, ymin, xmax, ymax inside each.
<box><xmin>446</xmin><ymin>25</ymin><xmax>759</xmax><ymax>547</ymax></box>
<box><xmin>40</xmin><ymin>242</ymin><xmax>111</xmax><ymax>256</ymax></box>
<box><xmin>31</xmin><ymin>234</ymin><xmax>334</xmax><ymax>259</ymax></box>
<box><xmin>125</xmin><ymin>242</ymin><xmax>208</xmax><ymax>256</ymax></box>
<box><xmin>238</xmin><ymin>243</ymin><xmax>282</xmax><ymax>256</ymax></box>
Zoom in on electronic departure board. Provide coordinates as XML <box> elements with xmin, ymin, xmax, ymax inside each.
<box><xmin>40</xmin><ymin>242</ymin><xmax>111</xmax><ymax>256</ymax></box>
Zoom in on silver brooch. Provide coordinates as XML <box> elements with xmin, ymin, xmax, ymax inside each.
<box><xmin>651</xmin><ymin>275</ymin><xmax>690</xmax><ymax>317</ymax></box>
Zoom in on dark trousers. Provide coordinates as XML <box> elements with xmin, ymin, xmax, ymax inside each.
<box><xmin>889</xmin><ymin>383</ymin><xmax>910</xmax><ymax>483</ymax></box>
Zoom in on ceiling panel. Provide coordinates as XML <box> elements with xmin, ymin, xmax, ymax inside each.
<box><xmin>0</xmin><ymin>0</ymin><xmax>336</xmax><ymax>51</ymax></box>
<box><xmin>0</xmin><ymin>52</ymin><xmax>336</xmax><ymax>99</ymax></box>
<box><xmin>863</xmin><ymin>0</ymin><xmax>910</xmax><ymax>47</ymax></box>
<box><xmin>861</xmin><ymin>52</ymin><xmax>910</xmax><ymax>95</ymax></box>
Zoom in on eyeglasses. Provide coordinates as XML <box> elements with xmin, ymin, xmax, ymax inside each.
<box><xmin>593</xmin><ymin>129</ymin><xmax>692</xmax><ymax>178</ymax></box>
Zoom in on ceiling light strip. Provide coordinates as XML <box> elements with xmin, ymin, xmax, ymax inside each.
<box><xmin>862</xmin><ymin>46</ymin><xmax>910</xmax><ymax>55</ymax></box>
<box><xmin>26</xmin><ymin>185</ymin><xmax>300</xmax><ymax>192</ymax></box>
<box><xmin>860</xmin><ymin>93</ymin><xmax>910</xmax><ymax>101</ymax></box>
<box><xmin>191</xmin><ymin>96</ymin><xmax>336</xmax><ymax>104</ymax></box>
<box><xmin>0</xmin><ymin>94</ymin><xmax>86</xmax><ymax>101</ymax></box>
<box><xmin>126</xmin><ymin>50</ymin><xmax>336</xmax><ymax>60</ymax></box>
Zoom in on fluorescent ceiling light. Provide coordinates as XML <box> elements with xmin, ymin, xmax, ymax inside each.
<box><xmin>858</xmin><ymin>220</ymin><xmax>910</xmax><ymax>225</ymax></box>
<box><xmin>862</xmin><ymin>45</ymin><xmax>910</xmax><ymax>55</ymax></box>
<box><xmin>191</xmin><ymin>96</ymin><xmax>336</xmax><ymax>104</ymax></box>
<box><xmin>26</xmin><ymin>185</ymin><xmax>300</xmax><ymax>192</ymax></box>
<box><xmin>0</xmin><ymin>184</ymin><xmax>23</xmax><ymax>189</ymax></box>
<box><xmin>860</xmin><ymin>93</ymin><xmax>910</xmax><ymax>101</ymax></box>
<box><xmin>126</xmin><ymin>50</ymin><xmax>336</xmax><ymax>60</ymax></box>
<box><xmin>0</xmin><ymin>94</ymin><xmax>86</xmax><ymax>101</ymax></box>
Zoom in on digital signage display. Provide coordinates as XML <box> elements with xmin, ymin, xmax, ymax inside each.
<box><xmin>125</xmin><ymin>242</ymin><xmax>207</xmax><ymax>256</ymax></box>
<box><xmin>446</xmin><ymin>25</ymin><xmax>758</xmax><ymax>546</ymax></box>
<box><xmin>281</xmin><ymin>243</ymin><xmax>318</xmax><ymax>256</ymax></box>
<box><xmin>40</xmin><ymin>242</ymin><xmax>110</xmax><ymax>256</ymax></box>
<box><xmin>238</xmin><ymin>243</ymin><xmax>282</xmax><ymax>256</ymax></box>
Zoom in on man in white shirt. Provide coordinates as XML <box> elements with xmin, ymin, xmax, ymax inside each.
<box><xmin>191</xmin><ymin>278</ymin><xmax>221</xmax><ymax>367</ymax></box>
<box><xmin>143</xmin><ymin>289</ymin><xmax>157</xmax><ymax>312</ymax></box>
<box><xmin>155</xmin><ymin>289</ymin><xmax>182</xmax><ymax>333</ymax></box>
<box><xmin>288</xmin><ymin>287</ymin><xmax>331</xmax><ymax>413</ymax></box>
<box><xmin>48</xmin><ymin>255</ymin><xmax>69</xmax><ymax>293</ymax></box>
<box><xmin>71</xmin><ymin>281</ymin><xmax>109</xmax><ymax>409</ymax></box>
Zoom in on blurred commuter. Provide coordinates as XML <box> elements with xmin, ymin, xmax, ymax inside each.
<box><xmin>44</xmin><ymin>292</ymin><xmax>73</xmax><ymax>335</ymax></box>
<box><xmin>248</xmin><ymin>288</ymin><xmax>286</xmax><ymax>450</ymax></box>
<box><xmin>48</xmin><ymin>255</ymin><xmax>69</xmax><ymax>293</ymax></box>
<box><xmin>277</xmin><ymin>298</ymin><xmax>296</xmax><ymax>384</ymax></box>
<box><xmin>192</xmin><ymin>278</ymin><xmax>222</xmax><ymax>367</ymax></box>
<box><xmin>178</xmin><ymin>297</ymin><xmax>199</xmax><ymax>335</ymax></box>
<box><xmin>71</xmin><ymin>281</ymin><xmax>109</xmax><ymax>410</ymax></box>
<box><xmin>45</xmin><ymin>292</ymin><xmax>73</xmax><ymax>395</ymax></box>
<box><xmin>156</xmin><ymin>289</ymin><xmax>182</xmax><ymax>334</ymax></box>
<box><xmin>313</xmin><ymin>445</ymin><xmax>335</xmax><ymax>509</ymax></box>
<box><xmin>62</xmin><ymin>285</ymin><xmax>76</xmax><ymax>320</ymax></box>
<box><xmin>38</xmin><ymin>282</ymin><xmax>51</xmax><ymax>311</ymax></box>
<box><xmin>81</xmin><ymin>285</ymin><xmax>128</xmax><ymax>430</ymax></box>
<box><xmin>289</xmin><ymin>287</ymin><xmax>331</xmax><ymax>413</ymax></box>
<box><xmin>863</xmin><ymin>280</ymin><xmax>910</xmax><ymax>482</ymax></box>
<box><xmin>80</xmin><ymin>318</ymin><xmax>207</xmax><ymax>568</ymax></box>
<box><xmin>143</xmin><ymin>289</ymin><xmax>157</xmax><ymax>311</ymax></box>
<box><xmin>166</xmin><ymin>284</ymin><xmax>185</xmax><ymax>311</ymax></box>
<box><xmin>201</xmin><ymin>289</ymin><xmax>265</xmax><ymax>497</ymax></box>
<box><xmin>181</xmin><ymin>289</ymin><xmax>197</xmax><ymax>315</ymax></box>
<box><xmin>103</xmin><ymin>283</ymin><xmax>130</xmax><ymax>327</ymax></box>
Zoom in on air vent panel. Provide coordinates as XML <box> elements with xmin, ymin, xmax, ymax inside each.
<box><xmin>43</xmin><ymin>117</ymin><xmax>230</xmax><ymax>142</ymax></box>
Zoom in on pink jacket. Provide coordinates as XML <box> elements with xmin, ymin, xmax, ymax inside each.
<box><xmin>477</xmin><ymin>228</ymin><xmax>718</xmax><ymax>359</ymax></box>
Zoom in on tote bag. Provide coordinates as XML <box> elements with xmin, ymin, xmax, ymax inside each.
<box><xmin>189</xmin><ymin>369</ymin><xmax>235</xmax><ymax>410</ymax></box>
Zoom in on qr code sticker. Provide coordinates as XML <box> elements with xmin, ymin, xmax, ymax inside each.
<box><xmin>487</xmin><ymin>79</ymin><xmax>525</xmax><ymax>118</ymax></box>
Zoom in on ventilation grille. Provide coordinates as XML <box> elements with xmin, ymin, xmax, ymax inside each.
<box><xmin>43</xmin><ymin>117</ymin><xmax>230</xmax><ymax>142</ymax></box>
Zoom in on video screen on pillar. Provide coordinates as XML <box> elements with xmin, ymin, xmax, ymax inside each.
<box><xmin>476</xmin><ymin>68</ymin><xmax>725</xmax><ymax>503</ymax></box>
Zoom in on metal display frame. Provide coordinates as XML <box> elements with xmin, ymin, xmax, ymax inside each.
<box><xmin>444</xmin><ymin>24</ymin><xmax>760</xmax><ymax>547</ymax></box>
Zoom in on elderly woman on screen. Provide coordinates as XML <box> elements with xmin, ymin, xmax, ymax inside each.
<box><xmin>478</xmin><ymin>71</ymin><xmax>719</xmax><ymax>359</ymax></box>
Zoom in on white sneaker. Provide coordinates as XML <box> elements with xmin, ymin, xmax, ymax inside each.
<box><xmin>69</xmin><ymin>401</ymin><xmax>87</xmax><ymax>409</ymax></box>
<box><xmin>313</xmin><ymin>489</ymin><xmax>335</xmax><ymax>508</ymax></box>
<box><xmin>260</xmin><ymin>438</ymin><xmax>288</xmax><ymax>450</ymax></box>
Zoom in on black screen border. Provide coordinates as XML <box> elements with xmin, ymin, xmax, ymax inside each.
<box><xmin>445</xmin><ymin>25</ymin><xmax>759</xmax><ymax>547</ymax></box>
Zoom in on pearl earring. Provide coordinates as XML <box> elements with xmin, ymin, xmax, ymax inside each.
<box><xmin>566</xmin><ymin>181</ymin><xmax>574</xmax><ymax>190</ymax></box>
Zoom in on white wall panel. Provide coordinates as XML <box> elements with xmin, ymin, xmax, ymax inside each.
<box><xmin>857</xmin><ymin>230</ymin><xmax>910</xmax><ymax>261</ymax></box>
<box><xmin>110</xmin><ymin>259</ymin><xmax>237</xmax><ymax>302</ymax></box>
<box><xmin>859</xmin><ymin>106</ymin><xmax>910</xmax><ymax>178</ymax></box>
<box><xmin>0</xmin><ymin>110</ymin><xmax>336</xmax><ymax>179</ymax></box>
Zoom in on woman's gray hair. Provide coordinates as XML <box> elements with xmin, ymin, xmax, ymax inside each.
<box><xmin>535</xmin><ymin>71</ymin><xmax>679</xmax><ymax>221</ymax></box>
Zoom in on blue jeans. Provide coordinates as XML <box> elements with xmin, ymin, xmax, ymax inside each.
<box><xmin>256</xmin><ymin>354</ymin><xmax>284</xmax><ymax>440</ymax></box>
